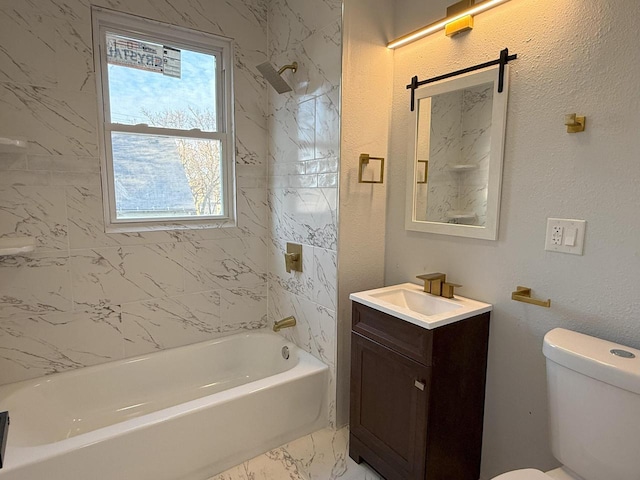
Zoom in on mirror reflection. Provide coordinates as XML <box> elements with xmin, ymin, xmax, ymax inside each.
<box><xmin>405</xmin><ymin>64</ymin><xmax>509</xmax><ymax>240</ymax></box>
<box><xmin>415</xmin><ymin>81</ymin><xmax>493</xmax><ymax>226</ymax></box>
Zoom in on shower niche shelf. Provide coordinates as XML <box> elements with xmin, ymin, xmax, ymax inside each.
<box><xmin>0</xmin><ymin>237</ymin><xmax>36</xmax><ymax>256</ymax></box>
<box><xmin>447</xmin><ymin>164</ymin><xmax>478</xmax><ymax>173</ymax></box>
<box><xmin>0</xmin><ymin>137</ymin><xmax>27</xmax><ymax>153</ymax></box>
<box><xmin>446</xmin><ymin>211</ymin><xmax>476</xmax><ymax>221</ymax></box>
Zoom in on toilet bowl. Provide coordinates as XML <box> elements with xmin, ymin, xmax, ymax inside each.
<box><xmin>491</xmin><ymin>328</ymin><xmax>640</xmax><ymax>480</ymax></box>
<box><xmin>494</xmin><ymin>467</ymin><xmax>582</xmax><ymax>480</ymax></box>
<box><xmin>493</xmin><ymin>469</ymin><xmax>551</xmax><ymax>480</ymax></box>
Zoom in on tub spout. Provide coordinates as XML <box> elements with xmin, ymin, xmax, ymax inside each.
<box><xmin>273</xmin><ymin>316</ymin><xmax>296</xmax><ymax>332</ymax></box>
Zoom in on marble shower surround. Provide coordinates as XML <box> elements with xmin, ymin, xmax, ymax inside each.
<box><xmin>266</xmin><ymin>0</ymin><xmax>342</xmax><ymax>426</ymax></box>
<box><xmin>0</xmin><ymin>0</ymin><xmax>270</xmax><ymax>386</ymax></box>
<box><xmin>423</xmin><ymin>84</ymin><xmax>492</xmax><ymax>225</ymax></box>
<box><xmin>1</xmin><ymin>0</ymin><xmax>343</xmax><ymax>438</ymax></box>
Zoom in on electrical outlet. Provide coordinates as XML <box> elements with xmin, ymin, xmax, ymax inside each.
<box><xmin>545</xmin><ymin>218</ymin><xmax>586</xmax><ymax>255</ymax></box>
<box><xmin>551</xmin><ymin>226</ymin><xmax>563</xmax><ymax>245</ymax></box>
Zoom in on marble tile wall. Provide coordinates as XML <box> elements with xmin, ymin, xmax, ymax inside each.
<box><xmin>424</xmin><ymin>84</ymin><xmax>492</xmax><ymax>225</ymax></box>
<box><xmin>460</xmin><ymin>84</ymin><xmax>492</xmax><ymax>226</ymax></box>
<box><xmin>0</xmin><ymin>0</ymin><xmax>270</xmax><ymax>386</ymax></box>
<box><xmin>266</xmin><ymin>0</ymin><xmax>342</xmax><ymax>426</ymax></box>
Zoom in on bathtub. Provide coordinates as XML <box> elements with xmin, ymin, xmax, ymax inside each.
<box><xmin>0</xmin><ymin>331</ymin><xmax>328</xmax><ymax>480</ymax></box>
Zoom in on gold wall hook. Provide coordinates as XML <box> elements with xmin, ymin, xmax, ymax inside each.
<box><xmin>511</xmin><ymin>286</ymin><xmax>551</xmax><ymax>308</ymax></box>
<box><xmin>565</xmin><ymin>113</ymin><xmax>586</xmax><ymax>133</ymax></box>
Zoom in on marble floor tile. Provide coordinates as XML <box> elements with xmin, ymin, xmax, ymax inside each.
<box><xmin>209</xmin><ymin>427</ymin><xmax>381</xmax><ymax>480</ymax></box>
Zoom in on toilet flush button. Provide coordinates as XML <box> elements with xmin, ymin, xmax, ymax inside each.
<box><xmin>610</xmin><ymin>349</ymin><xmax>636</xmax><ymax>359</ymax></box>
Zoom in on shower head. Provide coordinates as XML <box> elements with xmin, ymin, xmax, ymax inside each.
<box><xmin>256</xmin><ymin>61</ymin><xmax>298</xmax><ymax>94</ymax></box>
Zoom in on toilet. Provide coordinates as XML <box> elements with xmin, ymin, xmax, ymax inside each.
<box><xmin>493</xmin><ymin>328</ymin><xmax>640</xmax><ymax>480</ymax></box>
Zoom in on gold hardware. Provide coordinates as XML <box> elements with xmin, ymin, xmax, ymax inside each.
<box><xmin>446</xmin><ymin>0</ymin><xmax>474</xmax><ymax>16</ymax></box>
<box><xmin>277</xmin><ymin>61</ymin><xmax>298</xmax><ymax>75</ymax></box>
<box><xmin>565</xmin><ymin>114</ymin><xmax>586</xmax><ymax>133</ymax></box>
<box><xmin>417</xmin><ymin>160</ymin><xmax>429</xmax><ymax>184</ymax></box>
<box><xmin>441</xmin><ymin>282</ymin><xmax>462</xmax><ymax>299</ymax></box>
<box><xmin>387</xmin><ymin>0</ymin><xmax>511</xmax><ymax>48</ymax></box>
<box><xmin>358</xmin><ymin>154</ymin><xmax>384</xmax><ymax>184</ymax></box>
<box><xmin>417</xmin><ymin>273</ymin><xmax>463</xmax><ymax>298</ymax></box>
<box><xmin>416</xmin><ymin>273</ymin><xmax>446</xmax><ymax>295</ymax></box>
<box><xmin>285</xmin><ymin>243</ymin><xmax>303</xmax><ymax>273</ymax></box>
<box><xmin>445</xmin><ymin>15</ymin><xmax>474</xmax><ymax>36</ymax></box>
<box><xmin>511</xmin><ymin>286</ymin><xmax>551</xmax><ymax>308</ymax></box>
<box><xmin>273</xmin><ymin>315</ymin><xmax>297</xmax><ymax>332</ymax></box>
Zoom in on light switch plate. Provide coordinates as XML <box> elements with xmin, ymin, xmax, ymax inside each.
<box><xmin>545</xmin><ymin>218</ymin><xmax>586</xmax><ymax>255</ymax></box>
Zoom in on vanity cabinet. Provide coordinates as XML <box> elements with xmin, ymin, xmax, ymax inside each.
<box><xmin>349</xmin><ymin>302</ymin><xmax>490</xmax><ymax>480</ymax></box>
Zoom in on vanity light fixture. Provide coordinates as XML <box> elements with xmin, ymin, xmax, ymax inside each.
<box><xmin>387</xmin><ymin>0</ymin><xmax>511</xmax><ymax>49</ymax></box>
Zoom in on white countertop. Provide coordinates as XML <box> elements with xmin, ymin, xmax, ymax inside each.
<box><xmin>349</xmin><ymin>282</ymin><xmax>492</xmax><ymax>330</ymax></box>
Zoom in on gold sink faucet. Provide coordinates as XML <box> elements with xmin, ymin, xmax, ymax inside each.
<box><xmin>417</xmin><ymin>273</ymin><xmax>446</xmax><ymax>295</ymax></box>
<box><xmin>416</xmin><ymin>273</ymin><xmax>461</xmax><ymax>299</ymax></box>
<box><xmin>273</xmin><ymin>315</ymin><xmax>297</xmax><ymax>332</ymax></box>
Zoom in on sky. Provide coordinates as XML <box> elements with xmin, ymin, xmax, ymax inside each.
<box><xmin>104</xmin><ymin>34</ymin><xmax>221</xmax><ymax>217</ymax></box>
<box><xmin>107</xmin><ymin>37</ymin><xmax>217</xmax><ymax>128</ymax></box>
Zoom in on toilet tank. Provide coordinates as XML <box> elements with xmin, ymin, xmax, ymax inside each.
<box><xmin>543</xmin><ymin>328</ymin><xmax>640</xmax><ymax>480</ymax></box>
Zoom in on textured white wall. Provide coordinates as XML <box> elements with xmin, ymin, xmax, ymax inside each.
<box><xmin>393</xmin><ymin>0</ymin><xmax>453</xmax><ymax>39</ymax></box>
<box><xmin>337</xmin><ymin>0</ymin><xmax>394</xmax><ymax>426</ymax></box>
<box><xmin>386</xmin><ymin>0</ymin><xmax>640</xmax><ymax>477</ymax></box>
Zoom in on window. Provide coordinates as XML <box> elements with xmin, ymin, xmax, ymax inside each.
<box><xmin>92</xmin><ymin>8</ymin><xmax>235</xmax><ymax>231</ymax></box>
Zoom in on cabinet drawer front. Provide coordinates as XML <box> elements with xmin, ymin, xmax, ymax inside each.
<box><xmin>352</xmin><ymin>302</ymin><xmax>433</xmax><ymax>365</ymax></box>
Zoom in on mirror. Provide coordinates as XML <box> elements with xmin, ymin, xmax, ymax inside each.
<box><xmin>405</xmin><ymin>65</ymin><xmax>509</xmax><ymax>240</ymax></box>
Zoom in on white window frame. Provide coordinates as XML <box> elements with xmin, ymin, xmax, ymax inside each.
<box><xmin>92</xmin><ymin>7</ymin><xmax>236</xmax><ymax>232</ymax></box>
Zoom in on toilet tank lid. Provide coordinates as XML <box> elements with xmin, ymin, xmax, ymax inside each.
<box><xmin>543</xmin><ymin>328</ymin><xmax>640</xmax><ymax>395</ymax></box>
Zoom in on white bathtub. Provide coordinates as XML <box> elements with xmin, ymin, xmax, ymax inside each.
<box><xmin>0</xmin><ymin>331</ymin><xmax>328</xmax><ymax>480</ymax></box>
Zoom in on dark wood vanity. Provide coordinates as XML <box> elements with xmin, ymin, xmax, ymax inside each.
<box><xmin>349</xmin><ymin>301</ymin><xmax>490</xmax><ymax>480</ymax></box>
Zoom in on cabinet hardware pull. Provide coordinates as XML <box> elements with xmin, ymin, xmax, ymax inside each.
<box><xmin>414</xmin><ymin>380</ymin><xmax>425</xmax><ymax>391</ymax></box>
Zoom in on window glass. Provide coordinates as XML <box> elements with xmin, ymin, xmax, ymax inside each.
<box><xmin>106</xmin><ymin>33</ymin><xmax>218</xmax><ymax>131</ymax></box>
<box><xmin>111</xmin><ymin>133</ymin><xmax>223</xmax><ymax>219</ymax></box>
<box><xmin>92</xmin><ymin>8</ymin><xmax>235</xmax><ymax>230</ymax></box>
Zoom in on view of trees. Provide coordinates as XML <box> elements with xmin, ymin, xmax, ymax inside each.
<box><xmin>141</xmin><ymin>107</ymin><xmax>222</xmax><ymax>216</ymax></box>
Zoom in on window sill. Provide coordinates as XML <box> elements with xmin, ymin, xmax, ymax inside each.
<box><xmin>104</xmin><ymin>218</ymin><xmax>237</xmax><ymax>234</ymax></box>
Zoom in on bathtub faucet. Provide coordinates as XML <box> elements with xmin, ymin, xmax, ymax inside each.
<box><xmin>273</xmin><ymin>316</ymin><xmax>296</xmax><ymax>332</ymax></box>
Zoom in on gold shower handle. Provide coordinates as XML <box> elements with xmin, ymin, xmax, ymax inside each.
<box><xmin>284</xmin><ymin>252</ymin><xmax>300</xmax><ymax>273</ymax></box>
<box><xmin>284</xmin><ymin>243</ymin><xmax>303</xmax><ymax>273</ymax></box>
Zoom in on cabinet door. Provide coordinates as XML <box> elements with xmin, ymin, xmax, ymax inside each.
<box><xmin>350</xmin><ymin>333</ymin><xmax>431</xmax><ymax>480</ymax></box>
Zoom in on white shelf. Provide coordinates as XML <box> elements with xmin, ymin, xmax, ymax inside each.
<box><xmin>0</xmin><ymin>237</ymin><xmax>36</xmax><ymax>256</ymax></box>
<box><xmin>446</xmin><ymin>211</ymin><xmax>476</xmax><ymax>221</ymax></box>
<box><xmin>448</xmin><ymin>164</ymin><xmax>478</xmax><ymax>172</ymax></box>
<box><xmin>0</xmin><ymin>137</ymin><xmax>27</xmax><ymax>153</ymax></box>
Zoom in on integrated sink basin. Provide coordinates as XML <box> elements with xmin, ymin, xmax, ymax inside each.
<box><xmin>349</xmin><ymin>283</ymin><xmax>492</xmax><ymax>330</ymax></box>
<box><xmin>370</xmin><ymin>288</ymin><xmax>462</xmax><ymax>316</ymax></box>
